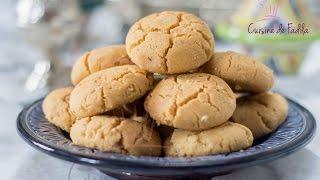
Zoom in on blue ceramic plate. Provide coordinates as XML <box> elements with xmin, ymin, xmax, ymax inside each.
<box><xmin>17</xmin><ymin>97</ymin><xmax>316</xmax><ymax>178</ymax></box>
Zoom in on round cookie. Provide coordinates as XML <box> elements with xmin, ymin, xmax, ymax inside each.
<box><xmin>231</xmin><ymin>92</ymin><xmax>288</xmax><ymax>139</ymax></box>
<box><xmin>70</xmin><ymin>116</ymin><xmax>161</xmax><ymax>156</ymax></box>
<box><xmin>126</xmin><ymin>11</ymin><xmax>214</xmax><ymax>74</ymax></box>
<box><xmin>42</xmin><ymin>87</ymin><xmax>75</xmax><ymax>132</ymax></box>
<box><xmin>201</xmin><ymin>51</ymin><xmax>274</xmax><ymax>93</ymax></box>
<box><xmin>69</xmin><ymin>65</ymin><xmax>153</xmax><ymax>118</ymax></box>
<box><xmin>164</xmin><ymin>122</ymin><xmax>253</xmax><ymax>157</ymax></box>
<box><xmin>71</xmin><ymin>45</ymin><xmax>133</xmax><ymax>85</ymax></box>
<box><xmin>144</xmin><ymin>73</ymin><xmax>236</xmax><ymax>130</ymax></box>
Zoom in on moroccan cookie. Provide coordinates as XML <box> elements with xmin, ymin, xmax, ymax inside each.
<box><xmin>201</xmin><ymin>51</ymin><xmax>274</xmax><ymax>92</ymax></box>
<box><xmin>71</xmin><ymin>45</ymin><xmax>133</xmax><ymax>85</ymax></box>
<box><xmin>126</xmin><ymin>11</ymin><xmax>214</xmax><ymax>74</ymax></box>
<box><xmin>42</xmin><ymin>87</ymin><xmax>75</xmax><ymax>132</ymax></box>
<box><xmin>144</xmin><ymin>73</ymin><xmax>236</xmax><ymax>130</ymax></box>
<box><xmin>231</xmin><ymin>92</ymin><xmax>288</xmax><ymax>139</ymax></box>
<box><xmin>164</xmin><ymin>122</ymin><xmax>253</xmax><ymax>157</ymax></box>
<box><xmin>70</xmin><ymin>116</ymin><xmax>161</xmax><ymax>156</ymax></box>
<box><xmin>69</xmin><ymin>65</ymin><xmax>153</xmax><ymax>118</ymax></box>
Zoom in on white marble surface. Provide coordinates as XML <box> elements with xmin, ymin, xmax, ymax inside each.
<box><xmin>1</xmin><ymin>1</ymin><xmax>320</xmax><ymax>180</ymax></box>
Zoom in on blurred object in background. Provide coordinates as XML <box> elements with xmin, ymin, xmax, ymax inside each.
<box><xmin>1</xmin><ymin>0</ymin><xmax>319</xmax><ymax>106</ymax></box>
<box><xmin>16</xmin><ymin>0</ymin><xmax>84</xmax><ymax>93</ymax></box>
<box><xmin>108</xmin><ymin>0</ymin><xmax>320</xmax><ymax>76</ymax></box>
<box><xmin>213</xmin><ymin>0</ymin><xmax>320</xmax><ymax>76</ymax></box>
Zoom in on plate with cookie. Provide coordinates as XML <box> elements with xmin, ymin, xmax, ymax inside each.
<box><xmin>17</xmin><ymin>11</ymin><xmax>316</xmax><ymax>179</ymax></box>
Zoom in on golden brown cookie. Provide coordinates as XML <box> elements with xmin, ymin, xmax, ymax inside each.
<box><xmin>42</xmin><ymin>87</ymin><xmax>75</xmax><ymax>132</ymax></box>
<box><xmin>71</xmin><ymin>45</ymin><xmax>133</xmax><ymax>85</ymax></box>
<box><xmin>126</xmin><ymin>11</ymin><xmax>214</xmax><ymax>74</ymax></box>
<box><xmin>201</xmin><ymin>51</ymin><xmax>274</xmax><ymax>93</ymax></box>
<box><xmin>144</xmin><ymin>73</ymin><xmax>236</xmax><ymax>130</ymax></box>
<box><xmin>231</xmin><ymin>92</ymin><xmax>288</xmax><ymax>139</ymax></box>
<box><xmin>164</xmin><ymin>122</ymin><xmax>253</xmax><ymax>157</ymax></box>
<box><xmin>70</xmin><ymin>116</ymin><xmax>161</xmax><ymax>156</ymax></box>
<box><xmin>69</xmin><ymin>65</ymin><xmax>153</xmax><ymax>118</ymax></box>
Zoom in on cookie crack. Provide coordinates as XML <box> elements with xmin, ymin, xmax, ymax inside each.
<box><xmin>226</xmin><ymin>55</ymin><xmax>232</xmax><ymax>72</ymax></box>
<box><xmin>215</xmin><ymin>86</ymin><xmax>234</xmax><ymax>99</ymax></box>
<box><xmin>256</xmin><ymin>111</ymin><xmax>273</xmax><ymax>131</ymax></box>
<box><xmin>133</xmin><ymin>124</ymin><xmax>144</xmax><ymax>145</ymax></box>
<box><xmin>163</xmin><ymin>13</ymin><xmax>182</xmax><ymax>72</ymax></box>
<box><xmin>194</xmin><ymin>28</ymin><xmax>212</xmax><ymax>47</ymax></box>
<box><xmin>112</xmin><ymin>120</ymin><xmax>129</xmax><ymax>154</ymax></box>
<box><xmin>100</xmin><ymin>87</ymin><xmax>107</xmax><ymax>110</ymax></box>
<box><xmin>129</xmin><ymin>34</ymin><xmax>147</xmax><ymax>50</ymax></box>
<box><xmin>204</xmin><ymin>92</ymin><xmax>220</xmax><ymax>112</ymax></box>
<box><xmin>62</xmin><ymin>94</ymin><xmax>75</xmax><ymax>123</ymax></box>
<box><xmin>112</xmin><ymin>70</ymin><xmax>146</xmax><ymax>82</ymax></box>
<box><xmin>252</xmin><ymin>61</ymin><xmax>258</xmax><ymax>80</ymax></box>
<box><xmin>118</xmin><ymin>129</ymin><xmax>129</xmax><ymax>154</ymax></box>
<box><xmin>252</xmin><ymin>98</ymin><xmax>276</xmax><ymax>112</ymax></box>
<box><xmin>162</xmin><ymin>37</ymin><xmax>173</xmax><ymax>72</ymax></box>
<box><xmin>171</xmin><ymin>93</ymin><xmax>178</xmax><ymax>120</ymax></box>
<box><xmin>178</xmin><ymin>88</ymin><xmax>204</xmax><ymax>107</ymax></box>
<box><xmin>196</xmin><ymin>135</ymin><xmax>207</xmax><ymax>148</ymax></box>
<box><xmin>83</xmin><ymin>52</ymin><xmax>91</xmax><ymax>73</ymax></box>
<box><xmin>130</xmin><ymin>12</ymin><xmax>213</xmax><ymax>72</ymax></box>
<box><xmin>192</xmin><ymin>110</ymin><xmax>201</xmax><ymax>129</ymax></box>
<box><xmin>219</xmin><ymin>136</ymin><xmax>224</xmax><ymax>150</ymax></box>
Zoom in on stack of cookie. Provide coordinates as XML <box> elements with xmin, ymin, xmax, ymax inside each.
<box><xmin>42</xmin><ymin>11</ymin><xmax>288</xmax><ymax>157</ymax></box>
<box><xmin>201</xmin><ymin>51</ymin><xmax>288</xmax><ymax>140</ymax></box>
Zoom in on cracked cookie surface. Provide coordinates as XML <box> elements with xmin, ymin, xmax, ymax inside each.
<box><xmin>69</xmin><ymin>65</ymin><xmax>153</xmax><ymax>118</ymax></box>
<box><xmin>201</xmin><ymin>51</ymin><xmax>274</xmax><ymax>93</ymax></box>
<box><xmin>42</xmin><ymin>87</ymin><xmax>75</xmax><ymax>132</ymax></box>
<box><xmin>164</xmin><ymin>122</ymin><xmax>253</xmax><ymax>157</ymax></box>
<box><xmin>144</xmin><ymin>73</ymin><xmax>236</xmax><ymax>130</ymax></box>
<box><xmin>126</xmin><ymin>11</ymin><xmax>214</xmax><ymax>74</ymax></box>
<box><xmin>231</xmin><ymin>92</ymin><xmax>288</xmax><ymax>139</ymax></box>
<box><xmin>70</xmin><ymin>116</ymin><xmax>161</xmax><ymax>156</ymax></box>
<box><xmin>71</xmin><ymin>45</ymin><xmax>133</xmax><ymax>85</ymax></box>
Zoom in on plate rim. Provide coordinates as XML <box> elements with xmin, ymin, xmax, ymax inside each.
<box><xmin>16</xmin><ymin>97</ymin><xmax>317</xmax><ymax>168</ymax></box>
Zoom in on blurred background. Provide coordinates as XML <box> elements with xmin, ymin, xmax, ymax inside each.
<box><xmin>1</xmin><ymin>0</ymin><xmax>320</xmax><ymax>179</ymax></box>
<box><xmin>1</xmin><ymin>0</ymin><xmax>320</xmax><ymax>104</ymax></box>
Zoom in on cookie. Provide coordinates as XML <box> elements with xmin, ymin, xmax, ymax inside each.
<box><xmin>70</xmin><ymin>116</ymin><xmax>161</xmax><ymax>156</ymax></box>
<box><xmin>164</xmin><ymin>122</ymin><xmax>253</xmax><ymax>157</ymax></box>
<box><xmin>126</xmin><ymin>11</ymin><xmax>214</xmax><ymax>74</ymax></box>
<box><xmin>231</xmin><ymin>92</ymin><xmax>288</xmax><ymax>139</ymax></box>
<box><xmin>201</xmin><ymin>51</ymin><xmax>274</xmax><ymax>92</ymax></box>
<box><xmin>69</xmin><ymin>65</ymin><xmax>153</xmax><ymax>118</ymax></box>
<box><xmin>42</xmin><ymin>87</ymin><xmax>75</xmax><ymax>132</ymax></box>
<box><xmin>71</xmin><ymin>45</ymin><xmax>133</xmax><ymax>85</ymax></box>
<box><xmin>144</xmin><ymin>73</ymin><xmax>236</xmax><ymax>130</ymax></box>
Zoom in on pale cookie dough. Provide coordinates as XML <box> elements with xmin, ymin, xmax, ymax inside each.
<box><xmin>71</xmin><ymin>45</ymin><xmax>133</xmax><ymax>85</ymax></box>
<box><xmin>70</xmin><ymin>116</ymin><xmax>161</xmax><ymax>156</ymax></box>
<box><xmin>144</xmin><ymin>73</ymin><xmax>236</xmax><ymax>130</ymax></box>
<box><xmin>42</xmin><ymin>87</ymin><xmax>75</xmax><ymax>132</ymax></box>
<box><xmin>126</xmin><ymin>11</ymin><xmax>214</xmax><ymax>74</ymax></box>
<box><xmin>201</xmin><ymin>51</ymin><xmax>274</xmax><ymax>93</ymax></box>
<box><xmin>164</xmin><ymin>122</ymin><xmax>253</xmax><ymax>157</ymax></box>
<box><xmin>231</xmin><ymin>92</ymin><xmax>288</xmax><ymax>139</ymax></box>
<box><xmin>69</xmin><ymin>65</ymin><xmax>153</xmax><ymax>118</ymax></box>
